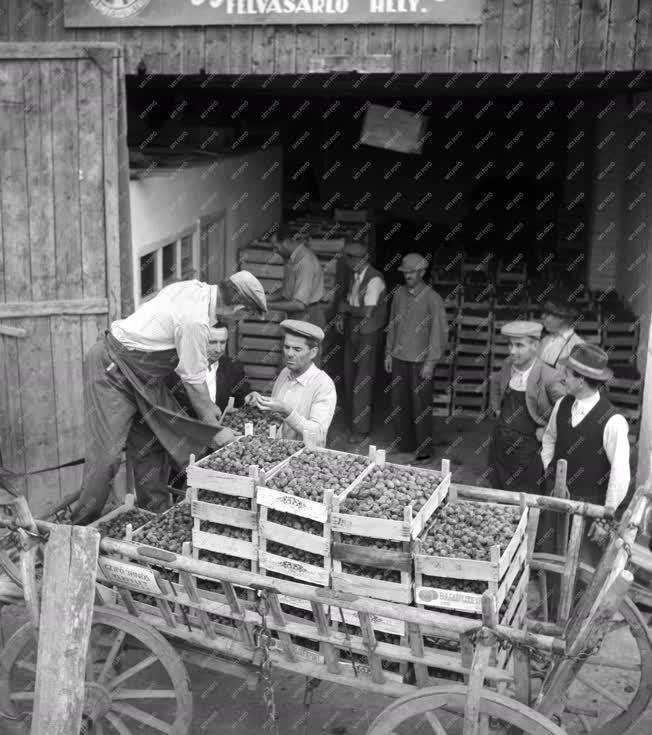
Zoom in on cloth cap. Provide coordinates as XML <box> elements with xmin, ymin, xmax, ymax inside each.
<box><xmin>501</xmin><ymin>321</ymin><xmax>543</xmax><ymax>339</ymax></box>
<box><xmin>229</xmin><ymin>271</ymin><xmax>267</xmax><ymax>314</ymax></box>
<box><xmin>559</xmin><ymin>343</ymin><xmax>613</xmax><ymax>382</ymax></box>
<box><xmin>398</xmin><ymin>253</ymin><xmax>429</xmax><ymax>272</ymax></box>
<box><xmin>343</xmin><ymin>241</ymin><xmax>369</xmax><ymax>258</ymax></box>
<box><xmin>280</xmin><ymin>319</ymin><xmax>325</xmax><ymax>343</ymax></box>
<box><xmin>541</xmin><ymin>295</ymin><xmax>579</xmax><ymax>320</ymax></box>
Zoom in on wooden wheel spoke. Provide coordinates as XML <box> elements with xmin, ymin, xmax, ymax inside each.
<box><xmin>581</xmin><ymin>655</ymin><xmax>641</xmax><ymax>672</ymax></box>
<box><xmin>112</xmin><ymin>702</ymin><xmax>173</xmax><ymax>733</ymax></box>
<box><xmin>107</xmin><ymin>653</ymin><xmax>158</xmax><ymax>690</ymax></box>
<box><xmin>112</xmin><ymin>689</ymin><xmax>178</xmax><ymax>700</ymax></box>
<box><xmin>576</xmin><ymin>672</ymin><xmax>629</xmax><ymax>711</ymax></box>
<box><xmin>97</xmin><ymin>630</ymin><xmax>127</xmax><ymax>685</ymax></box>
<box><xmin>425</xmin><ymin>710</ymin><xmax>449</xmax><ymax>735</ymax></box>
<box><xmin>105</xmin><ymin>712</ymin><xmax>133</xmax><ymax>735</ymax></box>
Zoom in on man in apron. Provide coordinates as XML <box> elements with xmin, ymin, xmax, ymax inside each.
<box><xmin>71</xmin><ymin>273</ymin><xmax>267</xmax><ymax>524</ymax></box>
<box><xmin>488</xmin><ymin>321</ymin><xmax>566</xmax><ymax>493</ymax></box>
<box><xmin>267</xmin><ymin>234</ymin><xmax>326</xmax><ymax>329</ymax></box>
<box><xmin>539</xmin><ymin>295</ymin><xmax>584</xmax><ymax>368</ymax></box>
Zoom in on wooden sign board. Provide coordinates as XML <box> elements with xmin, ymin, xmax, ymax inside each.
<box><xmin>98</xmin><ymin>558</ymin><xmax>162</xmax><ymax>595</ymax></box>
<box><xmin>64</xmin><ymin>0</ymin><xmax>484</xmax><ymax>27</ymax></box>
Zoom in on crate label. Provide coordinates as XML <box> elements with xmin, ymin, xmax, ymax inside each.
<box><xmin>99</xmin><ymin>559</ymin><xmax>162</xmax><ymax>595</ymax></box>
<box><xmin>416</xmin><ymin>586</ymin><xmax>481</xmax><ymax>613</ymax></box>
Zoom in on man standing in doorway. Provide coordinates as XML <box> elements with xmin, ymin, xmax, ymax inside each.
<box><xmin>267</xmin><ymin>233</ymin><xmax>325</xmax><ymax>329</ymax></box>
<box><xmin>541</xmin><ymin>343</ymin><xmax>630</xmax><ymax>565</ymax></box>
<box><xmin>246</xmin><ymin>320</ymin><xmax>337</xmax><ymax>446</ymax></box>
<box><xmin>384</xmin><ymin>253</ymin><xmax>448</xmax><ymax>463</ymax></box>
<box><xmin>488</xmin><ymin>321</ymin><xmax>566</xmax><ymax>493</ymax></box>
<box><xmin>335</xmin><ymin>241</ymin><xmax>387</xmax><ymax>444</ymax></box>
<box><xmin>72</xmin><ymin>273</ymin><xmax>267</xmax><ymax>524</ymax></box>
<box><xmin>539</xmin><ymin>294</ymin><xmax>584</xmax><ymax>369</ymax></box>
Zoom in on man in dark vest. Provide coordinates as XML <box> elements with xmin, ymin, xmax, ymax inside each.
<box><xmin>541</xmin><ymin>343</ymin><xmax>631</xmax><ymax>565</ymax></box>
<box><xmin>335</xmin><ymin>242</ymin><xmax>387</xmax><ymax>444</ymax></box>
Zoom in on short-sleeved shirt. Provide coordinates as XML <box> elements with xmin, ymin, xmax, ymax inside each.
<box><xmin>111</xmin><ymin>280</ymin><xmax>219</xmax><ymax>384</ymax></box>
<box><xmin>282</xmin><ymin>243</ymin><xmax>324</xmax><ymax>306</ymax></box>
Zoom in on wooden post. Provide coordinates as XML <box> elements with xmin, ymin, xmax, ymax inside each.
<box><xmin>30</xmin><ymin>525</ymin><xmax>100</xmax><ymax>735</ymax></box>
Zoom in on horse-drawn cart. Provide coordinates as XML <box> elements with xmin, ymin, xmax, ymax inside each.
<box><xmin>0</xmin><ymin>457</ymin><xmax>650</xmax><ymax>735</ymax></box>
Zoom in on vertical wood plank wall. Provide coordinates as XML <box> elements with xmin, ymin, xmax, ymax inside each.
<box><xmin>0</xmin><ymin>47</ymin><xmax>121</xmax><ymax>514</ymax></box>
<box><xmin>0</xmin><ymin>0</ymin><xmax>648</xmax><ymax>74</ymax></box>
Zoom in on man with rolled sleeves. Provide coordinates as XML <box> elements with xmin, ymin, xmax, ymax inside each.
<box><xmin>267</xmin><ymin>234</ymin><xmax>325</xmax><ymax>328</ymax></box>
<box><xmin>488</xmin><ymin>321</ymin><xmax>566</xmax><ymax>493</ymax></box>
<box><xmin>384</xmin><ymin>253</ymin><xmax>448</xmax><ymax>463</ymax></box>
<box><xmin>541</xmin><ymin>344</ymin><xmax>630</xmax><ymax>565</ymax></box>
<box><xmin>246</xmin><ymin>320</ymin><xmax>337</xmax><ymax>447</ymax></box>
<box><xmin>335</xmin><ymin>241</ymin><xmax>387</xmax><ymax>444</ymax></box>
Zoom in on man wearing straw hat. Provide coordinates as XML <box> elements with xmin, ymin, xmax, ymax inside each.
<box><xmin>541</xmin><ymin>343</ymin><xmax>630</xmax><ymax>564</ymax></box>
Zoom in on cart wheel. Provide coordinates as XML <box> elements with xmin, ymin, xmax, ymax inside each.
<box><xmin>366</xmin><ymin>684</ymin><xmax>567</xmax><ymax>735</ymax></box>
<box><xmin>0</xmin><ymin>606</ymin><xmax>193</xmax><ymax>735</ymax></box>
<box><xmin>531</xmin><ymin>553</ymin><xmax>652</xmax><ymax>735</ymax></box>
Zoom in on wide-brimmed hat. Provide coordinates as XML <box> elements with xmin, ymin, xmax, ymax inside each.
<box><xmin>560</xmin><ymin>343</ymin><xmax>613</xmax><ymax>382</ymax></box>
<box><xmin>398</xmin><ymin>253</ymin><xmax>429</xmax><ymax>272</ymax></box>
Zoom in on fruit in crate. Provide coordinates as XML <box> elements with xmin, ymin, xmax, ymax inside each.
<box><xmin>198</xmin><ymin>550</ymin><xmax>252</xmax><ymax>571</ymax></box>
<box><xmin>197</xmin><ymin>490</ymin><xmax>250</xmax><ymax>509</ymax></box>
<box><xmin>268</xmin><ymin>449</ymin><xmax>369</xmax><ymax>500</ymax></box>
<box><xmin>220</xmin><ymin>403</ymin><xmax>285</xmax><ymax>434</ymax></box>
<box><xmin>133</xmin><ymin>503</ymin><xmax>193</xmax><ymax>553</ymax></box>
<box><xmin>201</xmin><ymin>435</ymin><xmax>303</xmax><ymax>476</ymax></box>
<box><xmin>199</xmin><ymin>521</ymin><xmax>251</xmax><ymax>542</ymax></box>
<box><xmin>340</xmin><ymin>464</ymin><xmax>438</xmax><ymax>520</ymax></box>
<box><xmin>267</xmin><ymin>540</ymin><xmax>322</xmax><ymax>567</ymax></box>
<box><xmin>268</xmin><ymin>510</ymin><xmax>321</xmax><ymax>535</ymax></box>
<box><xmin>339</xmin><ymin>536</ymin><xmax>404</xmax><ymax>584</ymax></box>
<box><xmin>421</xmin><ymin>501</ymin><xmax>521</xmax><ymax>561</ymax></box>
<box><xmin>95</xmin><ymin>508</ymin><xmax>154</xmax><ymax>539</ymax></box>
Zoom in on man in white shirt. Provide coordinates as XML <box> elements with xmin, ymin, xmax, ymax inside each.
<box><xmin>541</xmin><ymin>343</ymin><xmax>630</xmax><ymax>564</ymax></box>
<box><xmin>335</xmin><ymin>241</ymin><xmax>387</xmax><ymax>444</ymax></box>
<box><xmin>539</xmin><ymin>295</ymin><xmax>584</xmax><ymax>369</ymax></box>
<box><xmin>487</xmin><ymin>321</ymin><xmax>566</xmax><ymax>493</ymax></box>
<box><xmin>72</xmin><ymin>274</ymin><xmax>267</xmax><ymax>524</ymax></box>
<box><xmin>245</xmin><ymin>320</ymin><xmax>336</xmax><ymax>446</ymax></box>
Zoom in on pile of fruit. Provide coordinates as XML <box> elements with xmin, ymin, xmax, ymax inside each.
<box><xmin>133</xmin><ymin>503</ymin><xmax>193</xmax><ymax>553</ymax></box>
<box><xmin>267</xmin><ymin>509</ymin><xmax>322</xmax><ymax>535</ymax></box>
<box><xmin>337</xmin><ymin>536</ymin><xmax>405</xmax><ymax>584</ymax></box>
<box><xmin>219</xmin><ymin>404</ymin><xmax>284</xmax><ymax>434</ymax></box>
<box><xmin>198</xmin><ymin>550</ymin><xmax>253</xmax><ymax>571</ymax></box>
<box><xmin>197</xmin><ymin>489</ymin><xmax>251</xmax><ymax>510</ymax></box>
<box><xmin>200</xmin><ymin>436</ymin><xmax>303</xmax><ymax>476</ymax></box>
<box><xmin>339</xmin><ymin>464</ymin><xmax>438</xmax><ymax>520</ymax></box>
<box><xmin>199</xmin><ymin>521</ymin><xmax>251</xmax><ymax>542</ymax></box>
<box><xmin>421</xmin><ymin>501</ymin><xmax>521</xmax><ymax>561</ymax></box>
<box><xmin>96</xmin><ymin>508</ymin><xmax>154</xmax><ymax>539</ymax></box>
<box><xmin>267</xmin><ymin>449</ymin><xmax>370</xmax><ymax>500</ymax></box>
<box><xmin>421</xmin><ymin>576</ymin><xmax>487</xmax><ymax>596</ymax></box>
<box><xmin>266</xmin><ymin>540</ymin><xmax>323</xmax><ymax>568</ymax></box>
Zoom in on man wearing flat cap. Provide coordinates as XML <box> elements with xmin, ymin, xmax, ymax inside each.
<box><xmin>335</xmin><ymin>241</ymin><xmax>387</xmax><ymax>444</ymax></box>
<box><xmin>70</xmin><ymin>273</ymin><xmax>267</xmax><ymax>524</ymax></box>
<box><xmin>245</xmin><ymin>319</ymin><xmax>337</xmax><ymax>446</ymax></box>
<box><xmin>539</xmin><ymin>294</ymin><xmax>585</xmax><ymax>369</ymax></box>
<box><xmin>541</xmin><ymin>344</ymin><xmax>630</xmax><ymax>564</ymax></box>
<box><xmin>488</xmin><ymin>321</ymin><xmax>566</xmax><ymax>493</ymax></box>
<box><xmin>385</xmin><ymin>253</ymin><xmax>448</xmax><ymax>462</ymax></box>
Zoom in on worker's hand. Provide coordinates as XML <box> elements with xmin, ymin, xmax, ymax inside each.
<box><xmin>334</xmin><ymin>314</ymin><xmax>344</xmax><ymax>334</ymax></box>
<box><xmin>535</xmin><ymin>427</ymin><xmax>544</xmax><ymax>442</ymax></box>
<box><xmin>384</xmin><ymin>355</ymin><xmax>392</xmax><ymax>374</ymax></box>
<box><xmin>257</xmin><ymin>396</ymin><xmax>291</xmax><ymax>417</ymax></box>
<box><xmin>588</xmin><ymin>519</ymin><xmax>611</xmax><ymax>548</ymax></box>
<box><xmin>245</xmin><ymin>391</ymin><xmax>262</xmax><ymax>406</ymax></box>
<box><xmin>213</xmin><ymin>404</ymin><xmax>223</xmax><ymax>421</ymax></box>
<box><xmin>420</xmin><ymin>363</ymin><xmax>434</xmax><ymax>381</ymax></box>
<box><xmin>210</xmin><ymin>427</ymin><xmax>236</xmax><ymax>449</ymax></box>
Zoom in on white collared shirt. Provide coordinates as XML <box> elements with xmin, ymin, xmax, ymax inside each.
<box><xmin>541</xmin><ymin>393</ymin><xmax>631</xmax><ymax>508</ymax></box>
<box><xmin>539</xmin><ymin>328</ymin><xmax>583</xmax><ymax>367</ymax></box>
<box><xmin>347</xmin><ymin>266</ymin><xmax>384</xmax><ymax>307</ymax></box>
<box><xmin>206</xmin><ymin>361</ymin><xmax>219</xmax><ymax>403</ymax></box>
<box><xmin>272</xmin><ymin>363</ymin><xmax>337</xmax><ymax>446</ymax></box>
<box><xmin>509</xmin><ymin>360</ymin><xmax>535</xmax><ymax>392</ymax></box>
<box><xmin>111</xmin><ymin>280</ymin><xmax>218</xmax><ymax>384</ymax></box>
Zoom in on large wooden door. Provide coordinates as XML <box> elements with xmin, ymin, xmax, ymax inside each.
<box><xmin>0</xmin><ymin>43</ymin><xmax>130</xmax><ymax>515</ymax></box>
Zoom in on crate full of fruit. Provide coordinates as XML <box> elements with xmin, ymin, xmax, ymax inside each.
<box><xmin>92</xmin><ymin>494</ymin><xmax>156</xmax><ymax>540</ymax></box>
<box><xmin>413</xmin><ymin>488</ymin><xmax>529</xmax><ymax>614</ymax></box>
<box><xmin>256</xmin><ymin>447</ymin><xmax>374</xmax><ymax>587</ymax></box>
<box><xmin>330</xmin><ymin>455</ymin><xmax>451</xmax><ymax>604</ymax></box>
<box><xmin>219</xmin><ymin>402</ymin><xmax>285</xmax><ymax>436</ymax></box>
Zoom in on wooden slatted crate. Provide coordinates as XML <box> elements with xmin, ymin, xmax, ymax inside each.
<box><xmin>91</xmin><ymin>494</ymin><xmax>156</xmax><ymax>540</ymax></box>
<box><xmin>602</xmin><ymin>319</ymin><xmax>640</xmax><ymax>365</ymax></box>
<box><xmin>413</xmin><ymin>489</ymin><xmax>529</xmax><ymax>616</ymax></box>
<box><xmin>574</xmin><ymin>315</ymin><xmax>602</xmax><ymax>346</ymax></box>
<box><xmin>256</xmin><ymin>446</ymin><xmax>375</xmax><ymax>589</ymax></box>
<box><xmin>330</xmin><ymin>457</ymin><xmax>451</xmax><ymax>603</ymax></box>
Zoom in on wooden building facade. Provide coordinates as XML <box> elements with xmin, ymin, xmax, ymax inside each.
<box><xmin>0</xmin><ymin>1</ymin><xmax>650</xmax><ymax>75</ymax></box>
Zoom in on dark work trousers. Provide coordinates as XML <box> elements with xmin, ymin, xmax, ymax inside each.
<box><xmin>390</xmin><ymin>357</ymin><xmax>433</xmax><ymax>456</ymax></box>
<box><xmin>126</xmin><ymin>418</ymin><xmax>172</xmax><ymax>513</ymax></box>
<box><xmin>343</xmin><ymin>320</ymin><xmax>382</xmax><ymax>435</ymax></box>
